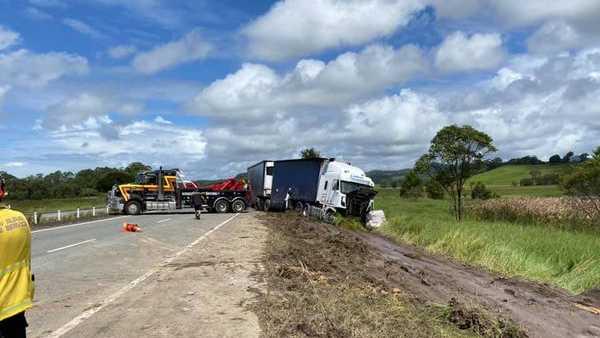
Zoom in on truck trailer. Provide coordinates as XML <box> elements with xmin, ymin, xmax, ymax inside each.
<box><xmin>247</xmin><ymin>158</ymin><xmax>376</xmax><ymax>219</ymax></box>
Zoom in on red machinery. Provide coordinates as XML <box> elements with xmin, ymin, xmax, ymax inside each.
<box><xmin>200</xmin><ymin>178</ymin><xmax>246</xmax><ymax>192</ymax></box>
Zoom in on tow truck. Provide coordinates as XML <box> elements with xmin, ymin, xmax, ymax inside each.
<box><xmin>107</xmin><ymin>168</ymin><xmax>248</xmax><ymax>215</ymax></box>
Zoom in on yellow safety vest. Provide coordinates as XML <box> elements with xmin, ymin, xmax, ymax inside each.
<box><xmin>0</xmin><ymin>208</ymin><xmax>34</xmax><ymax>321</ymax></box>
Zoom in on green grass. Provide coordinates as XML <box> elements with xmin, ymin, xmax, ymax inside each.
<box><xmin>4</xmin><ymin>195</ymin><xmax>106</xmax><ymax>214</ymax></box>
<box><xmin>467</xmin><ymin>164</ymin><xmax>570</xmax><ymax>186</ymax></box>
<box><xmin>375</xmin><ymin>189</ymin><xmax>600</xmax><ymax>294</ymax></box>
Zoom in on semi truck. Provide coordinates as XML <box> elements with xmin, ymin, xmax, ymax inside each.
<box><xmin>247</xmin><ymin>158</ymin><xmax>376</xmax><ymax>220</ymax></box>
<box><xmin>107</xmin><ymin>168</ymin><xmax>247</xmax><ymax>215</ymax></box>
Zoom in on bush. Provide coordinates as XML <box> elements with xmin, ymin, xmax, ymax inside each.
<box><xmin>425</xmin><ymin>180</ymin><xmax>444</xmax><ymax>199</ymax></box>
<box><xmin>471</xmin><ymin>182</ymin><xmax>494</xmax><ymax>200</ymax></box>
<box><xmin>399</xmin><ymin>171</ymin><xmax>423</xmax><ymax>198</ymax></box>
<box><xmin>537</xmin><ymin>173</ymin><xmax>560</xmax><ymax>185</ymax></box>
<box><xmin>520</xmin><ymin>178</ymin><xmax>534</xmax><ymax>186</ymax></box>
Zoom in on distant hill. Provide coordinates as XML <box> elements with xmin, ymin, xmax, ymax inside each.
<box><xmin>366</xmin><ymin>169</ymin><xmax>411</xmax><ymax>186</ymax></box>
<box><xmin>467</xmin><ymin>164</ymin><xmax>571</xmax><ymax>186</ymax></box>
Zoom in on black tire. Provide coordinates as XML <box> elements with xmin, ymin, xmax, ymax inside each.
<box><xmin>264</xmin><ymin>198</ymin><xmax>271</xmax><ymax>211</ymax></box>
<box><xmin>124</xmin><ymin>201</ymin><xmax>141</xmax><ymax>215</ymax></box>
<box><xmin>302</xmin><ymin>204</ymin><xmax>309</xmax><ymax>217</ymax></box>
<box><xmin>294</xmin><ymin>201</ymin><xmax>304</xmax><ymax>213</ymax></box>
<box><xmin>231</xmin><ymin>199</ymin><xmax>246</xmax><ymax>213</ymax></box>
<box><xmin>256</xmin><ymin>199</ymin><xmax>264</xmax><ymax>211</ymax></box>
<box><xmin>214</xmin><ymin>199</ymin><xmax>229</xmax><ymax>213</ymax></box>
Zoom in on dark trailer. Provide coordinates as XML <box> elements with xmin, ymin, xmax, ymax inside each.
<box><xmin>270</xmin><ymin>158</ymin><xmax>327</xmax><ymax>210</ymax></box>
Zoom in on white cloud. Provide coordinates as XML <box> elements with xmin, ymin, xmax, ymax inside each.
<box><xmin>49</xmin><ymin>118</ymin><xmax>207</xmax><ymax>165</ymax></box>
<box><xmin>243</xmin><ymin>0</ymin><xmax>426</xmax><ymax>61</ymax></box>
<box><xmin>43</xmin><ymin>93</ymin><xmax>143</xmax><ymax>130</ymax></box>
<box><xmin>0</xmin><ymin>49</ymin><xmax>88</xmax><ymax>88</ymax></box>
<box><xmin>154</xmin><ymin>116</ymin><xmax>172</xmax><ymax>124</ymax></box>
<box><xmin>107</xmin><ymin>45</ymin><xmax>137</xmax><ymax>59</ymax></box>
<box><xmin>0</xmin><ymin>26</ymin><xmax>20</xmax><ymax>51</ymax></box>
<box><xmin>3</xmin><ymin>162</ymin><xmax>25</xmax><ymax>168</ymax></box>
<box><xmin>488</xmin><ymin>0</ymin><xmax>600</xmax><ymax>28</ymax></box>
<box><xmin>430</xmin><ymin>0</ymin><xmax>481</xmax><ymax>19</ymax></box>
<box><xmin>0</xmin><ymin>85</ymin><xmax>9</xmax><ymax>105</ymax></box>
<box><xmin>132</xmin><ymin>30</ymin><xmax>212</xmax><ymax>74</ymax></box>
<box><xmin>527</xmin><ymin>21</ymin><xmax>583</xmax><ymax>54</ymax></box>
<box><xmin>62</xmin><ymin>18</ymin><xmax>106</xmax><ymax>39</ymax></box>
<box><xmin>189</xmin><ymin>43</ymin><xmax>426</xmax><ymax>119</ymax></box>
<box><xmin>24</xmin><ymin>7</ymin><xmax>53</xmax><ymax>20</ymax></box>
<box><xmin>435</xmin><ymin>31</ymin><xmax>505</xmax><ymax>73</ymax></box>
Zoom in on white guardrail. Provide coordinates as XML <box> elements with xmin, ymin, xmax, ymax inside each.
<box><xmin>5</xmin><ymin>205</ymin><xmax>113</xmax><ymax>225</ymax></box>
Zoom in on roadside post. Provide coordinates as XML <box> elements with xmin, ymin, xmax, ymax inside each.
<box><xmin>58</xmin><ymin>210</ymin><xmax>61</xmax><ymax>222</ymax></box>
<box><xmin>93</xmin><ymin>207</ymin><xmax>96</xmax><ymax>217</ymax></box>
<box><xmin>77</xmin><ymin>208</ymin><xmax>80</xmax><ymax>219</ymax></box>
<box><xmin>33</xmin><ymin>212</ymin><xmax>38</xmax><ymax>225</ymax></box>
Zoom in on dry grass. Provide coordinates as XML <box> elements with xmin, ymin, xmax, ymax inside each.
<box><xmin>468</xmin><ymin>197</ymin><xmax>600</xmax><ymax>231</ymax></box>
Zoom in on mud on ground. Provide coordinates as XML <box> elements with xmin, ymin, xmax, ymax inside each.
<box><xmin>250</xmin><ymin>214</ymin><xmax>527</xmax><ymax>338</ymax></box>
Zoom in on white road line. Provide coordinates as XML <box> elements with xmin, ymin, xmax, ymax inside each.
<box><xmin>46</xmin><ymin>213</ymin><xmax>240</xmax><ymax>338</ymax></box>
<box><xmin>32</xmin><ymin>216</ymin><xmax>128</xmax><ymax>234</ymax></box>
<box><xmin>47</xmin><ymin>239</ymin><xmax>97</xmax><ymax>254</ymax></box>
<box><xmin>156</xmin><ymin>218</ymin><xmax>171</xmax><ymax>224</ymax></box>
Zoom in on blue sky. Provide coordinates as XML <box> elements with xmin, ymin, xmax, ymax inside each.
<box><xmin>1</xmin><ymin>0</ymin><xmax>600</xmax><ymax>178</ymax></box>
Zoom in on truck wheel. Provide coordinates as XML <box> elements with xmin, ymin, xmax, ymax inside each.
<box><xmin>231</xmin><ymin>199</ymin><xmax>246</xmax><ymax>213</ymax></box>
<box><xmin>214</xmin><ymin>199</ymin><xmax>229</xmax><ymax>213</ymax></box>
<box><xmin>256</xmin><ymin>199</ymin><xmax>264</xmax><ymax>211</ymax></box>
<box><xmin>294</xmin><ymin>201</ymin><xmax>304</xmax><ymax>213</ymax></box>
<box><xmin>324</xmin><ymin>210</ymin><xmax>336</xmax><ymax>224</ymax></box>
<box><xmin>125</xmin><ymin>201</ymin><xmax>141</xmax><ymax>215</ymax></box>
<box><xmin>264</xmin><ymin>198</ymin><xmax>271</xmax><ymax>212</ymax></box>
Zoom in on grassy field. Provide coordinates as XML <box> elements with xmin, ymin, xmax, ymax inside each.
<box><xmin>467</xmin><ymin>164</ymin><xmax>570</xmax><ymax>186</ymax></box>
<box><xmin>466</xmin><ymin>184</ymin><xmax>563</xmax><ymax>197</ymax></box>
<box><xmin>4</xmin><ymin>195</ymin><xmax>106</xmax><ymax>214</ymax></box>
<box><xmin>375</xmin><ymin>189</ymin><xmax>600</xmax><ymax>294</ymax></box>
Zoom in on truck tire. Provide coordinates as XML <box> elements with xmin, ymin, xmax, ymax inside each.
<box><xmin>125</xmin><ymin>201</ymin><xmax>142</xmax><ymax>215</ymax></box>
<box><xmin>214</xmin><ymin>199</ymin><xmax>229</xmax><ymax>213</ymax></box>
<box><xmin>264</xmin><ymin>198</ymin><xmax>271</xmax><ymax>211</ymax></box>
<box><xmin>256</xmin><ymin>199</ymin><xmax>264</xmax><ymax>211</ymax></box>
<box><xmin>294</xmin><ymin>201</ymin><xmax>304</xmax><ymax>213</ymax></box>
<box><xmin>231</xmin><ymin>199</ymin><xmax>246</xmax><ymax>213</ymax></box>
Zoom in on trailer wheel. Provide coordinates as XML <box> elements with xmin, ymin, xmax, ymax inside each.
<box><xmin>294</xmin><ymin>201</ymin><xmax>304</xmax><ymax>213</ymax></box>
<box><xmin>214</xmin><ymin>199</ymin><xmax>229</xmax><ymax>213</ymax></box>
<box><xmin>231</xmin><ymin>199</ymin><xmax>246</xmax><ymax>213</ymax></box>
<box><xmin>125</xmin><ymin>201</ymin><xmax>141</xmax><ymax>215</ymax></box>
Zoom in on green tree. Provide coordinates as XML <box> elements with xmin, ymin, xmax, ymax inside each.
<box><xmin>549</xmin><ymin>154</ymin><xmax>562</xmax><ymax>164</ymax></box>
<box><xmin>415</xmin><ymin>125</ymin><xmax>496</xmax><ymax>221</ymax></box>
<box><xmin>561</xmin><ymin>147</ymin><xmax>600</xmax><ymax>221</ymax></box>
<box><xmin>529</xmin><ymin>169</ymin><xmax>541</xmax><ymax>185</ymax></box>
<box><xmin>126</xmin><ymin>162</ymin><xmax>152</xmax><ymax>177</ymax></box>
<box><xmin>425</xmin><ymin>180</ymin><xmax>444</xmax><ymax>199</ymax></box>
<box><xmin>399</xmin><ymin>170</ymin><xmax>422</xmax><ymax>198</ymax></box>
<box><xmin>300</xmin><ymin>148</ymin><xmax>321</xmax><ymax>159</ymax></box>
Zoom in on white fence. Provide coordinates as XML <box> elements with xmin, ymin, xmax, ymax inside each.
<box><xmin>5</xmin><ymin>205</ymin><xmax>113</xmax><ymax>225</ymax></box>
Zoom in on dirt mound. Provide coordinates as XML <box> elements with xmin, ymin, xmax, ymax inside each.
<box><xmin>251</xmin><ymin>213</ymin><xmax>525</xmax><ymax>337</ymax></box>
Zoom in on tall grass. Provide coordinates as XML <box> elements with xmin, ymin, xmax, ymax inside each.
<box><xmin>375</xmin><ymin>189</ymin><xmax>600</xmax><ymax>294</ymax></box>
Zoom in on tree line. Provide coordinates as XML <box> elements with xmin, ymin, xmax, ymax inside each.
<box><xmin>0</xmin><ymin>162</ymin><xmax>151</xmax><ymax>201</ymax></box>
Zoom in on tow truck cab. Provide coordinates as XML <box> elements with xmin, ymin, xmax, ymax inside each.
<box><xmin>107</xmin><ymin>168</ymin><xmax>198</xmax><ymax>214</ymax></box>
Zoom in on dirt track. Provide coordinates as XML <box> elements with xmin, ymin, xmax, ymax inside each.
<box><xmin>358</xmin><ymin>232</ymin><xmax>600</xmax><ymax>338</ymax></box>
<box><xmin>253</xmin><ymin>213</ymin><xmax>600</xmax><ymax>338</ymax></box>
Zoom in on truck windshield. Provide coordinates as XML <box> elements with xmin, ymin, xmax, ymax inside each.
<box><xmin>341</xmin><ymin>181</ymin><xmax>372</xmax><ymax>194</ymax></box>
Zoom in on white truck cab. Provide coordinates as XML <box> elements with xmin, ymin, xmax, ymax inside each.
<box><xmin>317</xmin><ymin>160</ymin><xmax>375</xmax><ymax>212</ymax></box>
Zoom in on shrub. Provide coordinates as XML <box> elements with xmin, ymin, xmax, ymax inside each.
<box><xmin>399</xmin><ymin>171</ymin><xmax>423</xmax><ymax>198</ymax></box>
<box><xmin>537</xmin><ymin>173</ymin><xmax>560</xmax><ymax>185</ymax></box>
<box><xmin>520</xmin><ymin>178</ymin><xmax>534</xmax><ymax>186</ymax></box>
<box><xmin>425</xmin><ymin>180</ymin><xmax>444</xmax><ymax>199</ymax></box>
<box><xmin>470</xmin><ymin>182</ymin><xmax>494</xmax><ymax>200</ymax></box>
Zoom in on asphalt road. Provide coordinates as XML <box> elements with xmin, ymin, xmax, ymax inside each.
<box><xmin>27</xmin><ymin>210</ymin><xmax>240</xmax><ymax>338</ymax></box>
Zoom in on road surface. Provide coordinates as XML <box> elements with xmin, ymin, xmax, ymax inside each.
<box><xmin>27</xmin><ymin>211</ymin><xmax>265</xmax><ymax>338</ymax></box>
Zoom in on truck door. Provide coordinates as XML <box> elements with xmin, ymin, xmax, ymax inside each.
<box><xmin>327</xmin><ymin>179</ymin><xmax>340</xmax><ymax>206</ymax></box>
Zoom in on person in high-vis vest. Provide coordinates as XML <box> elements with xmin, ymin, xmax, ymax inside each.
<box><xmin>0</xmin><ymin>176</ymin><xmax>34</xmax><ymax>338</ymax></box>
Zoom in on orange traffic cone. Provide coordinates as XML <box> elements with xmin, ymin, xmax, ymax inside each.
<box><xmin>122</xmin><ymin>222</ymin><xmax>143</xmax><ymax>232</ymax></box>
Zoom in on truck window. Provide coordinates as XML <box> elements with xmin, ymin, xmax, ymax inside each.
<box><xmin>324</xmin><ymin>181</ymin><xmax>328</xmax><ymax>190</ymax></box>
<box><xmin>333</xmin><ymin>180</ymin><xmax>339</xmax><ymax>191</ymax></box>
<box><xmin>266</xmin><ymin>166</ymin><xmax>273</xmax><ymax>176</ymax></box>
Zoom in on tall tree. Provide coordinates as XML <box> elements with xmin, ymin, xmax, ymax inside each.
<box><xmin>300</xmin><ymin>148</ymin><xmax>321</xmax><ymax>159</ymax></box>
<box><xmin>561</xmin><ymin>146</ymin><xmax>600</xmax><ymax>222</ymax></box>
<box><xmin>415</xmin><ymin>125</ymin><xmax>496</xmax><ymax>221</ymax></box>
